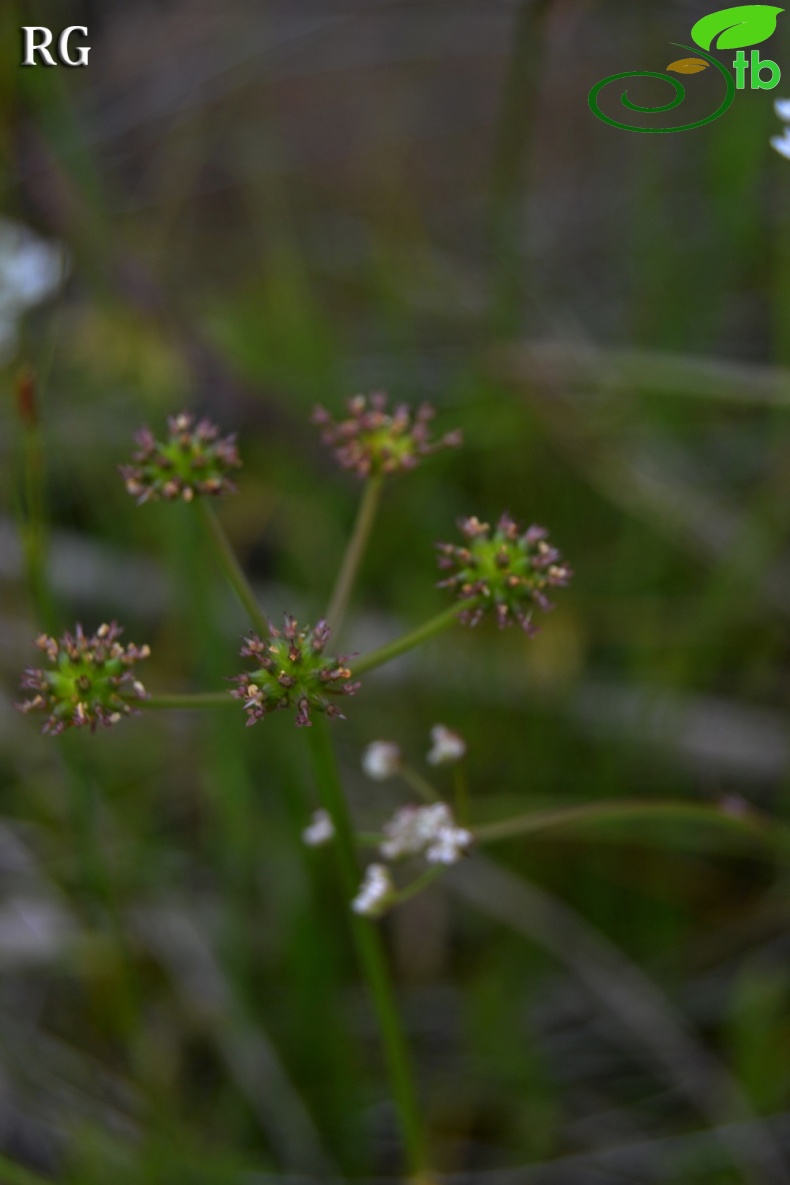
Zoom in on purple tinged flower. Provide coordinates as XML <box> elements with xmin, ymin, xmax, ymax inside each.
<box><xmin>436</xmin><ymin>513</ymin><xmax>571</xmax><ymax>632</ymax></box>
<box><xmin>17</xmin><ymin>622</ymin><xmax>151</xmax><ymax>736</ymax></box>
<box><xmin>229</xmin><ymin>614</ymin><xmax>360</xmax><ymax>728</ymax></box>
<box><xmin>119</xmin><ymin>410</ymin><xmax>241</xmax><ymax>504</ymax></box>
<box><xmin>312</xmin><ymin>392</ymin><xmax>462</xmax><ymax>478</ymax></box>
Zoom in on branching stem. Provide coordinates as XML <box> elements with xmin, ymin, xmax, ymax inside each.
<box><xmin>306</xmin><ymin>717</ymin><xmax>429</xmax><ymax>1179</ymax></box>
<box><xmin>196</xmin><ymin>499</ymin><xmax>269</xmax><ymax>637</ymax></box>
<box><xmin>327</xmin><ymin>475</ymin><xmax>383</xmax><ymax>635</ymax></box>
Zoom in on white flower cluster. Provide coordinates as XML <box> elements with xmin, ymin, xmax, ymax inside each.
<box><xmin>771</xmin><ymin>97</ymin><xmax>790</xmax><ymax>158</ymax></box>
<box><xmin>302</xmin><ymin>809</ymin><xmax>335</xmax><ymax>847</ymax></box>
<box><xmin>351</xmin><ymin>863</ymin><xmax>394</xmax><ymax>917</ymax></box>
<box><xmin>380</xmin><ymin>802</ymin><xmax>472</xmax><ymax>865</ymax></box>
<box><xmin>353</xmin><ymin>725</ymin><xmax>472</xmax><ymax>918</ymax></box>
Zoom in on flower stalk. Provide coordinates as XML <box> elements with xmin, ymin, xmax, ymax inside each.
<box><xmin>14</xmin><ymin>367</ymin><xmax>56</xmax><ymax>632</ymax></box>
<box><xmin>195</xmin><ymin>499</ymin><xmax>270</xmax><ymax>637</ymax></box>
<box><xmin>472</xmin><ymin>799</ymin><xmax>774</xmax><ymax>846</ymax></box>
<box><xmin>306</xmin><ymin>717</ymin><xmax>429</xmax><ymax>1178</ymax></box>
<box><xmin>327</xmin><ymin>473</ymin><xmax>384</xmax><ymax>634</ymax></box>
<box><xmin>352</xmin><ymin>599</ymin><xmax>479</xmax><ymax>677</ymax></box>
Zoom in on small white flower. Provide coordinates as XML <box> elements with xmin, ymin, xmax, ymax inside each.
<box><xmin>380</xmin><ymin>802</ymin><xmax>472</xmax><ymax>865</ymax></box>
<box><xmin>380</xmin><ymin>803</ymin><xmax>451</xmax><ymax>859</ymax></box>
<box><xmin>362</xmin><ymin>740</ymin><xmax>401</xmax><ymax>780</ymax></box>
<box><xmin>427</xmin><ymin>724</ymin><xmax>466</xmax><ymax>766</ymax></box>
<box><xmin>351</xmin><ymin>864</ymin><xmax>395</xmax><ymax>917</ymax></box>
<box><xmin>302</xmin><ymin>809</ymin><xmax>335</xmax><ymax>847</ymax></box>
<box><xmin>771</xmin><ymin>129</ymin><xmax>790</xmax><ymax>159</ymax></box>
<box><xmin>0</xmin><ymin>218</ymin><xmax>68</xmax><ymax>358</ymax></box>
<box><xmin>775</xmin><ymin>97</ymin><xmax>790</xmax><ymax>122</ymax></box>
<box><xmin>426</xmin><ymin>825</ymin><xmax>473</xmax><ymax>865</ymax></box>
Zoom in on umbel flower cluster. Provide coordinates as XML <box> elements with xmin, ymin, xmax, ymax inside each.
<box><xmin>17</xmin><ymin>623</ymin><xmax>150</xmax><ymax>736</ymax></box>
<box><xmin>437</xmin><ymin>513</ymin><xmax>572</xmax><ymax>632</ymax></box>
<box><xmin>312</xmin><ymin>392</ymin><xmax>462</xmax><ymax>478</ymax></box>
<box><xmin>346</xmin><ymin>727</ymin><xmax>474</xmax><ymax>917</ymax></box>
<box><xmin>380</xmin><ymin>802</ymin><xmax>472</xmax><ymax>865</ymax></box>
<box><xmin>18</xmin><ymin>400</ymin><xmax>571</xmax><ymax>737</ymax></box>
<box><xmin>119</xmin><ymin>411</ymin><xmax>241</xmax><ymax>503</ymax></box>
<box><xmin>230</xmin><ymin>615</ymin><xmax>360</xmax><ymax>728</ymax></box>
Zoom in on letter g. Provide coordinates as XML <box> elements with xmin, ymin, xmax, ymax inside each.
<box><xmin>59</xmin><ymin>26</ymin><xmax>90</xmax><ymax>67</ymax></box>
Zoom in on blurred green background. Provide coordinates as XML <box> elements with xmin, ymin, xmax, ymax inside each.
<box><xmin>3</xmin><ymin>0</ymin><xmax>790</xmax><ymax>1181</ymax></box>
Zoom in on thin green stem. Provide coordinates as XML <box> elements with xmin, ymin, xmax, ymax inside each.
<box><xmin>327</xmin><ymin>475</ymin><xmax>383</xmax><ymax>635</ymax></box>
<box><xmin>356</xmin><ymin>831</ymin><xmax>385</xmax><ymax>847</ymax></box>
<box><xmin>13</xmin><ymin>371</ymin><xmax>56</xmax><ymax>632</ymax></box>
<box><xmin>59</xmin><ymin>737</ymin><xmax>138</xmax><ymax>1032</ymax></box>
<box><xmin>400</xmin><ymin>766</ymin><xmax>440</xmax><ymax>804</ymax></box>
<box><xmin>353</xmin><ymin>599</ymin><xmax>478</xmax><ymax>677</ymax></box>
<box><xmin>138</xmin><ymin>692</ymin><xmax>232</xmax><ymax>711</ymax></box>
<box><xmin>394</xmin><ymin>866</ymin><xmax>444</xmax><ymax>908</ymax></box>
<box><xmin>473</xmin><ymin>799</ymin><xmax>775</xmax><ymax>847</ymax></box>
<box><xmin>306</xmin><ymin>718</ymin><xmax>429</xmax><ymax>1178</ymax></box>
<box><xmin>454</xmin><ymin>765</ymin><xmax>470</xmax><ymax>826</ymax></box>
<box><xmin>195</xmin><ymin>499</ymin><xmax>269</xmax><ymax>636</ymax></box>
<box><xmin>488</xmin><ymin>0</ymin><xmax>553</xmax><ymax>336</ymax></box>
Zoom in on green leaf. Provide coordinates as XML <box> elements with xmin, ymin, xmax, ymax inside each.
<box><xmin>691</xmin><ymin>4</ymin><xmax>784</xmax><ymax>50</ymax></box>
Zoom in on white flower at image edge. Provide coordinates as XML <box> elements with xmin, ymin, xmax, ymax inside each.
<box><xmin>0</xmin><ymin>218</ymin><xmax>68</xmax><ymax>358</ymax></box>
<box><xmin>771</xmin><ymin>129</ymin><xmax>790</xmax><ymax>159</ymax></box>
<box><xmin>775</xmin><ymin>97</ymin><xmax>790</xmax><ymax>123</ymax></box>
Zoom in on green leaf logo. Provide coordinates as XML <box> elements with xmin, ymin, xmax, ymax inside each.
<box><xmin>691</xmin><ymin>4</ymin><xmax>783</xmax><ymax>50</ymax></box>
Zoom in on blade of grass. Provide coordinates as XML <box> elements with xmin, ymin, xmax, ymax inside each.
<box><xmin>448</xmin><ymin>856</ymin><xmax>790</xmax><ymax>1185</ymax></box>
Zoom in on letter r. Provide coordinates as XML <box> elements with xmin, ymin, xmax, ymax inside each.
<box><xmin>21</xmin><ymin>27</ymin><xmax>56</xmax><ymax>67</ymax></box>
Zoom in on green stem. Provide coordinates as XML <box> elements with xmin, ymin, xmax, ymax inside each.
<box><xmin>13</xmin><ymin>371</ymin><xmax>56</xmax><ymax>633</ymax></box>
<box><xmin>195</xmin><ymin>499</ymin><xmax>269</xmax><ymax>636</ymax></box>
<box><xmin>327</xmin><ymin>475</ymin><xmax>383</xmax><ymax>635</ymax></box>
<box><xmin>357</xmin><ymin>831</ymin><xmax>385</xmax><ymax>847</ymax></box>
<box><xmin>454</xmin><ymin>765</ymin><xmax>470</xmax><ymax>826</ymax></box>
<box><xmin>473</xmin><ymin>799</ymin><xmax>775</xmax><ymax>846</ymax></box>
<box><xmin>59</xmin><ymin>737</ymin><xmax>138</xmax><ymax>1031</ymax></box>
<box><xmin>306</xmin><ymin>718</ymin><xmax>428</xmax><ymax>1178</ymax></box>
<box><xmin>138</xmin><ymin>692</ymin><xmax>232</xmax><ymax>711</ymax></box>
<box><xmin>400</xmin><ymin>766</ymin><xmax>440</xmax><ymax>804</ymax></box>
<box><xmin>394</xmin><ymin>866</ymin><xmax>444</xmax><ymax>908</ymax></box>
<box><xmin>488</xmin><ymin>0</ymin><xmax>553</xmax><ymax>336</ymax></box>
<box><xmin>353</xmin><ymin>599</ymin><xmax>478</xmax><ymax>677</ymax></box>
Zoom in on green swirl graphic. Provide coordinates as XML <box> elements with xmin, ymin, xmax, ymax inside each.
<box><xmin>588</xmin><ymin>43</ymin><xmax>735</xmax><ymax>132</ymax></box>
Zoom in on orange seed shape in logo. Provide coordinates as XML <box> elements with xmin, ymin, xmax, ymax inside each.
<box><xmin>666</xmin><ymin>57</ymin><xmax>710</xmax><ymax>72</ymax></box>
